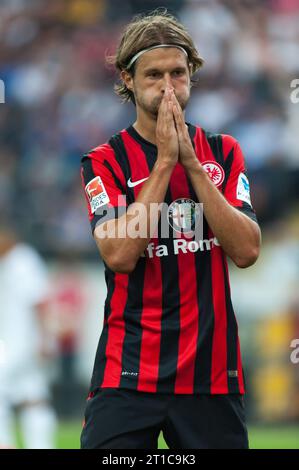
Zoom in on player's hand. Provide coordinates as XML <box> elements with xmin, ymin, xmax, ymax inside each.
<box><xmin>156</xmin><ymin>86</ymin><xmax>179</xmax><ymax>168</ymax></box>
<box><xmin>170</xmin><ymin>90</ymin><xmax>200</xmax><ymax>172</ymax></box>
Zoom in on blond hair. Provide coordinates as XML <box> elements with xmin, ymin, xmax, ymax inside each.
<box><xmin>106</xmin><ymin>8</ymin><xmax>204</xmax><ymax>104</ymax></box>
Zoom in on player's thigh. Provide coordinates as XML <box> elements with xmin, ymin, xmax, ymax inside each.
<box><xmin>162</xmin><ymin>394</ymin><xmax>249</xmax><ymax>449</ymax></box>
<box><xmin>80</xmin><ymin>388</ymin><xmax>166</xmax><ymax>449</ymax></box>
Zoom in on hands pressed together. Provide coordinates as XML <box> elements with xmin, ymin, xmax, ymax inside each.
<box><xmin>156</xmin><ymin>86</ymin><xmax>199</xmax><ymax>171</ymax></box>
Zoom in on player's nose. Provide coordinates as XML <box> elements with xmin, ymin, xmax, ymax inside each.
<box><xmin>161</xmin><ymin>74</ymin><xmax>174</xmax><ymax>94</ymax></box>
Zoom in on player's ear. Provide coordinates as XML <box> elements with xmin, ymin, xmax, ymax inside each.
<box><xmin>120</xmin><ymin>70</ymin><xmax>134</xmax><ymax>92</ymax></box>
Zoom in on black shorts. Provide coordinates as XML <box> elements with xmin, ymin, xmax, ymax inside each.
<box><xmin>80</xmin><ymin>388</ymin><xmax>249</xmax><ymax>449</ymax></box>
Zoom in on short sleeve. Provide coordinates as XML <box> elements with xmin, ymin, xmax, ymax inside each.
<box><xmin>223</xmin><ymin>139</ymin><xmax>258</xmax><ymax>223</ymax></box>
<box><xmin>81</xmin><ymin>144</ymin><xmax>127</xmax><ymax>233</ymax></box>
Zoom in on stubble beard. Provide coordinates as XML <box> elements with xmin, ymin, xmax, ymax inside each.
<box><xmin>135</xmin><ymin>90</ymin><xmax>189</xmax><ymax>120</ymax></box>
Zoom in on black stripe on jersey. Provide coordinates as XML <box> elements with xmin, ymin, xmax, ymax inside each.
<box><xmin>203</xmin><ymin>131</ymin><xmax>225</xmax><ymax>167</ymax></box>
<box><xmin>130</xmin><ymin>138</ymin><xmax>157</xmax><ymax>172</ymax></box>
<box><xmin>193</xmin><ymin>218</ymin><xmax>215</xmax><ymax>393</ymax></box>
<box><xmin>237</xmin><ymin>204</ymin><xmax>258</xmax><ymax>223</ymax></box>
<box><xmin>108</xmin><ymin>134</ymin><xmax>134</xmax><ymax>204</ymax></box>
<box><xmin>221</xmin><ymin>253</ymin><xmax>240</xmax><ymax>393</ymax></box>
<box><xmin>119</xmin><ymin>259</ymin><xmax>146</xmax><ymax>389</ymax></box>
<box><xmin>222</xmin><ymin>146</ymin><xmax>234</xmax><ymax>194</ymax></box>
<box><xmin>242</xmin><ymin>368</ymin><xmax>246</xmax><ymax>392</ymax></box>
<box><xmin>187</xmin><ymin>122</ymin><xmax>197</xmax><ymax>145</ymax></box>
<box><xmin>103</xmin><ymin>159</ymin><xmax>126</xmax><ymax>194</ymax></box>
<box><xmin>90</xmin><ymin>266</ymin><xmax>115</xmax><ymax>392</ymax></box>
<box><xmin>81</xmin><ymin>153</ymin><xmax>95</xmax><ymax>181</ymax></box>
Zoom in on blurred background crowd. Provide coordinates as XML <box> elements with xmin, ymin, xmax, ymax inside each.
<box><xmin>0</xmin><ymin>0</ymin><xmax>299</xmax><ymax>448</ymax></box>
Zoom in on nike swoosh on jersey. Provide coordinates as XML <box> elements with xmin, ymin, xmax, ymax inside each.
<box><xmin>127</xmin><ymin>177</ymin><xmax>149</xmax><ymax>188</ymax></box>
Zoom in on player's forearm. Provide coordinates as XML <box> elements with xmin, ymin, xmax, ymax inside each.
<box><xmin>186</xmin><ymin>162</ymin><xmax>261</xmax><ymax>268</ymax></box>
<box><xmin>94</xmin><ymin>159</ymin><xmax>174</xmax><ymax>273</ymax></box>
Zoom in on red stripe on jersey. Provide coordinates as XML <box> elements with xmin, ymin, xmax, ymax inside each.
<box><xmin>121</xmin><ymin>129</ymin><xmax>163</xmax><ymax>392</ymax></box>
<box><xmin>209</xmin><ymin>230</ymin><xmax>228</xmax><ymax>393</ymax></box>
<box><xmin>101</xmin><ymin>273</ymin><xmax>128</xmax><ymax>387</ymax></box>
<box><xmin>170</xmin><ymin>164</ymin><xmax>199</xmax><ymax>394</ymax></box>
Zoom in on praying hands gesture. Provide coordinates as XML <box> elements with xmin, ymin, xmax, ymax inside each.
<box><xmin>170</xmin><ymin>89</ymin><xmax>200</xmax><ymax>172</ymax></box>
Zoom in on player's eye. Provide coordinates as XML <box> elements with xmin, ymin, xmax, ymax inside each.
<box><xmin>148</xmin><ymin>72</ymin><xmax>161</xmax><ymax>78</ymax></box>
<box><xmin>173</xmin><ymin>70</ymin><xmax>185</xmax><ymax>76</ymax></box>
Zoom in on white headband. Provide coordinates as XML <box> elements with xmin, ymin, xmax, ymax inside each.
<box><xmin>126</xmin><ymin>44</ymin><xmax>188</xmax><ymax>70</ymax></box>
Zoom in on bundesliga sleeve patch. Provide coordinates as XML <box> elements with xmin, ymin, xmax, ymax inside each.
<box><xmin>85</xmin><ymin>176</ymin><xmax>110</xmax><ymax>214</ymax></box>
<box><xmin>236</xmin><ymin>173</ymin><xmax>252</xmax><ymax>206</ymax></box>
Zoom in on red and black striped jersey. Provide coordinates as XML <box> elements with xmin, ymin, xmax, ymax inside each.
<box><xmin>81</xmin><ymin>123</ymin><xmax>258</xmax><ymax>395</ymax></box>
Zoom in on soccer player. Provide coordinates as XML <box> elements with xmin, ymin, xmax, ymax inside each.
<box><xmin>80</xmin><ymin>10</ymin><xmax>261</xmax><ymax>449</ymax></box>
<box><xmin>0</xmin><ymin>224</ymin><xmax>57</xmax><ymax>448</ymax></box>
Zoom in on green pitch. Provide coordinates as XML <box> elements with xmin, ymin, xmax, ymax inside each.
<box><xmin>55</xmin><ymin>422</ymin><xmax>299</xmax><ymax>449</ymax></box>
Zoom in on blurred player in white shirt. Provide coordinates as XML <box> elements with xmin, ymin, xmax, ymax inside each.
<box><xmin>0</xmin><ymin>224</ymin><xmax>57</xmax><ymax>448</ymax></box>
